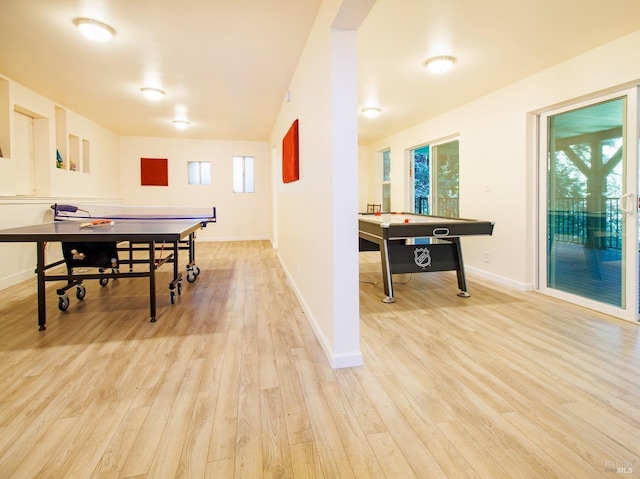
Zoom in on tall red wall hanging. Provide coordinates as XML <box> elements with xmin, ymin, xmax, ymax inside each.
<box><xmin>282</xmin><ymin>119</ymin><xmax>299</xmax><ymax>183</ymax></box>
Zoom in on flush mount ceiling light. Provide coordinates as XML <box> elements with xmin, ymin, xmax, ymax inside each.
<box><xmin>73</xmin><ymin>18</ymin><xmax>116</xmax><ymax>42</ymax></box>
<box><xmin>172</xmin><ymin>120</ymin><xmax>190</xmax><ymax>130</ymax></box>
<box><xmin>424</xmin><ymin>55</ymin><xmax>456</xmax><ymax>74</ymax></box>
<box><xmin>140</xmin><ymin>87</ymin><xmax>165</xmax><ymax>101</ymax></box>
<box><xmin>362</xmin><ymin>107</ymin><xmax>381</xmax><ymax>118</ymax></box>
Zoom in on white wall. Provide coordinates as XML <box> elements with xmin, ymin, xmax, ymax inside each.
<box><xmin>362</xmin><ymin>29</ymin><xmax>640</xmax><ymax>291</ymax></box>
<box><xmin>119</xmin><ymin>136</ymin><xmax>271</xmax><ymax>241</ymax></box>
<box><xmin>269</xmin><ymin>0</ymin><xmax>373</xmax><ymax>368</ymax></box>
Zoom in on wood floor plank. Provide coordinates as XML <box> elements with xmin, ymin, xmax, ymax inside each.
<box><xmin>290</xmin><ymin>441</ymin><xmax>325</xmax><ymax>479</ymax></box>
<box><xmin>234</xmin><ymin>351</ymin><xmax>263</xmax><ymax>479</ymax></box>
<box><xmin>366</xmin><ymin>431</ymin><xmax>418</xmax><ymax>479</ymax></box>
<box><xmin>275</xmin><ymin>354</ymin><xmax>314</xmax><ymax>446</ymax></box>
<box><xmin>91</xmin><ymin>406</ymin><xmax>150</xmax><ymax>478</ymax></box>
<box><xmin>437</xmin><ymin>419</ymin><xmax>513</xmax><ymax>479</ymax></box>
<box><xmin>205</xmin><ymin>458</ymin><xmax>235</xmax><ymax>479</ymax></box>
<box><xmin>40</xmin><ymin>399</ymin><xmax>132</xmax><ymax>479</ymax></box>
<box><xmin>174</xmin><ymin>396</ymin><xmax>217</xmax><ymax>479</ymax></box>
<box><xmin>207</xmin><ymin>329</ymin><xmax>243</xmax><ymax>462</ymax></box>
<box><xmin>334</xmin><ymin>368</ymin><xmax>386</xmax><ymax>435</ymax></box>
<box><xmin>294</xmin><ymin>358</ymin><xmax>356</xmax><ymax>479</ymax></box>
<box><xmin>146</xmin><ymin>356</ymin><xmax>205</xmax><ymax>478</ymax></box>
<box><xmin>320</xmin><ymin>380</ymin><xmax>386</xmax><ymax>478</ymax></box>
<box><xmin>260</xmin><ymin>386</ymin><xmax>294</xmax><ymax>478</ymax></box>
<box><xmin>373</xmin><ymin>372</ymin><xmax>481</xmax><ymax>479</ymax></box>
<box><xmin>351</xmin><ymin>365</ymin><xmax>449</xmax><ymax>478</ymax></box>
<box><xmin>6</xmin><ymin>416</ymin><xmax>78</xmax><ymax>479</ymax></box>
<box><xmin>503</xmin><ymin>411</ymin><xmax>611</xmax><ymax>479</ymax></box>
<box><xmin>119</xmin><ymin>334</ymin><xmax>200</xmax><ymax>477</ymax></box>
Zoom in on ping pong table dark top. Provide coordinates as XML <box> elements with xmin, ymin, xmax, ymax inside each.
<box><xmin>0</xmin><ymin>219</ymin><xmax>206</xmax><ymax>243</ymax></box>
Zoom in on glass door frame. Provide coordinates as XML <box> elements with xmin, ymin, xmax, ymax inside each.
<box><xmin>537</xmin><ymin>88</ymin><xmax>639</xmax><ymax>321</ymax></box>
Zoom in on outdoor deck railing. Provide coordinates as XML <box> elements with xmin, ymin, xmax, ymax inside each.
<box><xmin>415</xmin><ymin>196</ymin><xmax>459</xmax><ymax>218</ymax></box>
<box><xmin>551</xmin><ymin>197</ymin><xmax>622</xmax><ymax>250</ymax></box>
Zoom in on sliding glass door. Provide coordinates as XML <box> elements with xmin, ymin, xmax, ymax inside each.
<box><xmin>539</xmin><ymin>89</ymin><xmax>639</xmax><ymax>320</ymax></box>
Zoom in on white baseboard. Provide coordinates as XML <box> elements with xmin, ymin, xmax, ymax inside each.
<box><xmin>199</xmin><ymin>236</ymin><xmax>271</xmax><ymax>242</ymax></box>
<box><xmin>0</xmin><ymin>270</ymin><xmax>35</xmax><ymax>291</ymax></box>
<box><xmin>466</xmin><ymin>266</ymin><xmax>534</xmax><ymax>291</ymax></box>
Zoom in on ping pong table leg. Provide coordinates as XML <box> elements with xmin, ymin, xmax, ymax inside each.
<box><xmin>149</xmin><ymin>241</ymin><xmax>157</xmax><ymax>322</ymax></box>
<box><xmin>36</xmin><ymin>241</ymin><xmax>47</xmax><ymax>330</ymax></box>
<box><xmin>189</xmin><ymin>232</ymin><xmax>195</xmax><ymax>264</ymax></box>
<box><xmin>168</xmin><ymin>240</ymin><xmax>182</xmax><ymax>304</ymax></box>
<box><xmin>185</xmin><ymin>232</ymin><xmax>200</xmax><ymax>283</ymax></box>
<box><xmin>173</xmin><ymin>240</ymin><xmax>179</xmax><ymax>280</ymax></box>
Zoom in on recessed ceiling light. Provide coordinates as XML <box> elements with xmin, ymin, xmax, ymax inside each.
<box><xmin>424</xmin><ymin>55</ymin><xmax>456</xmax><ymax>74</ymax></box>
<box><xmin>362</xmin><ymin>107</ymin><xmax>381</xmax><ymax>118</ymax></box>
<box><xmin>73</xmin><ymin>18</ymin><xmax>116</xmax><ymax>42</ymax></box>
<box><xmin>140</xmin><ymin>87</ymin><xmax>165</xmax><ymax>101</ymax></box>
<box><xmin>172</xmin><ymin>120</ymin><xmax>190</xmax><ymax>130</ymax></box>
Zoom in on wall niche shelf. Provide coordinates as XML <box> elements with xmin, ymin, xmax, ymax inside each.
<box><xmin>54</xmin><ymin>106</ymin><xmax>90</xmax><ymax>173</ymax></box>
<box><xmin>55</xmin><ymin>106</ymin><xmax>67</xmax><ymax>169</ymax></box>
<box><xmin>69</xmin><ymin>134</ymin><xmax>79</xmax><ymax>172</ymax></box>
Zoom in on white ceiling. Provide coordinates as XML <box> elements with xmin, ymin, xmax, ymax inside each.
<box><xmin>1</xmin><ymin>0</ymin><xmax>640</xmax><ymax>146</ymax></box>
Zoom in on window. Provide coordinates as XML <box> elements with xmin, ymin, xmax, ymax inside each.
<box><xmin>188</xmin><ymin>161</ymin><xmax>211</xmax><ymax>185</ymax></box>
<box><xmin>382</xmin><ymin>149</ymin><xmax>391</xmax><ymax>212</ymax></box>
<box><xmin>433</xmin><ymin>139</ymin><xmax>459</xmax><ymax>217</ymax></box>
<box><xmin>233</xmin><ymin>156</ymin><xmax>254</xmax><ymax>193</ymax></box>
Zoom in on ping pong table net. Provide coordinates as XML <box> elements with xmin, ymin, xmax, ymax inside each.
<box><xmin>51</xmin><ymin>203</ymin><xmax>216</xmax><ymax>224</ymax></box>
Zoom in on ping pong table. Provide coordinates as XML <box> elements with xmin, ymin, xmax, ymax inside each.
<box><xmin>0</xmin><ymin>205</ymin><xmax>216</xmax><ymax>330</ymax></box>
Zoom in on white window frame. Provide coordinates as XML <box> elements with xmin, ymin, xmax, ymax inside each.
<box><xmin>233</xmin><ymin>156</ymin><xmax>254</xmax><ymax>193</ymax></box>
<box><xmin>381</xmin><ymin>149</ymin><xmax>391</xmax><ymax>211</ymax></box>
<box><xmin>187</xmin><ymin>161</ymin><xmax>211</xmax><ymax>185</ymax></box>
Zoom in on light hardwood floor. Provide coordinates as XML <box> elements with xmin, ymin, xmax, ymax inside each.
<box><xmin>0</xmin><ymin>240</ymin><xmax>639</xmax><ymax>478</ymax></box>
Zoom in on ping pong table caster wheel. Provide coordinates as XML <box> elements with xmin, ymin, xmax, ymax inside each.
<box><xmin>58</xmin><ymin>295</ymin><xmax>70</xmax><ymax>311</ymax></box>
<box><xmin>170</xmin><ymin>290</ymin><xmax>176</xmax><ymax>304</ymax></box>
<box><xmin>193</xmin><ymin>265</ymin><xmax>200</xmax><ymax>277</ymax></box>
<box><xmin>177</xmin><ymin>282</ymin><xmax>182</xmax><ymax>295</ymax></box>
<box><xmin>76</xmin><ymin>284</ymin><xmax>86</xmax><ymax>300</ymax></box>
<box><xmin>99</xmin><ymin>276</ymin><xmax>109</xmax><ymax>287</ymax></box>
<box><xmin>186</xmin><ymin>271</ymin><xmax>196</xmax><ymax>283</ymax></box>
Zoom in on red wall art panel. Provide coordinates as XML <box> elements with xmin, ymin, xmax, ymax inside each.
<box><xmin>282</xmin><ymin>119</ymin><xmax>299</xmax><ymax>183</ymax></box>
<box><xmin>140</xmin><ymin>157</ymin><xmax>168</xmax><ymax>186</ymax></box>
